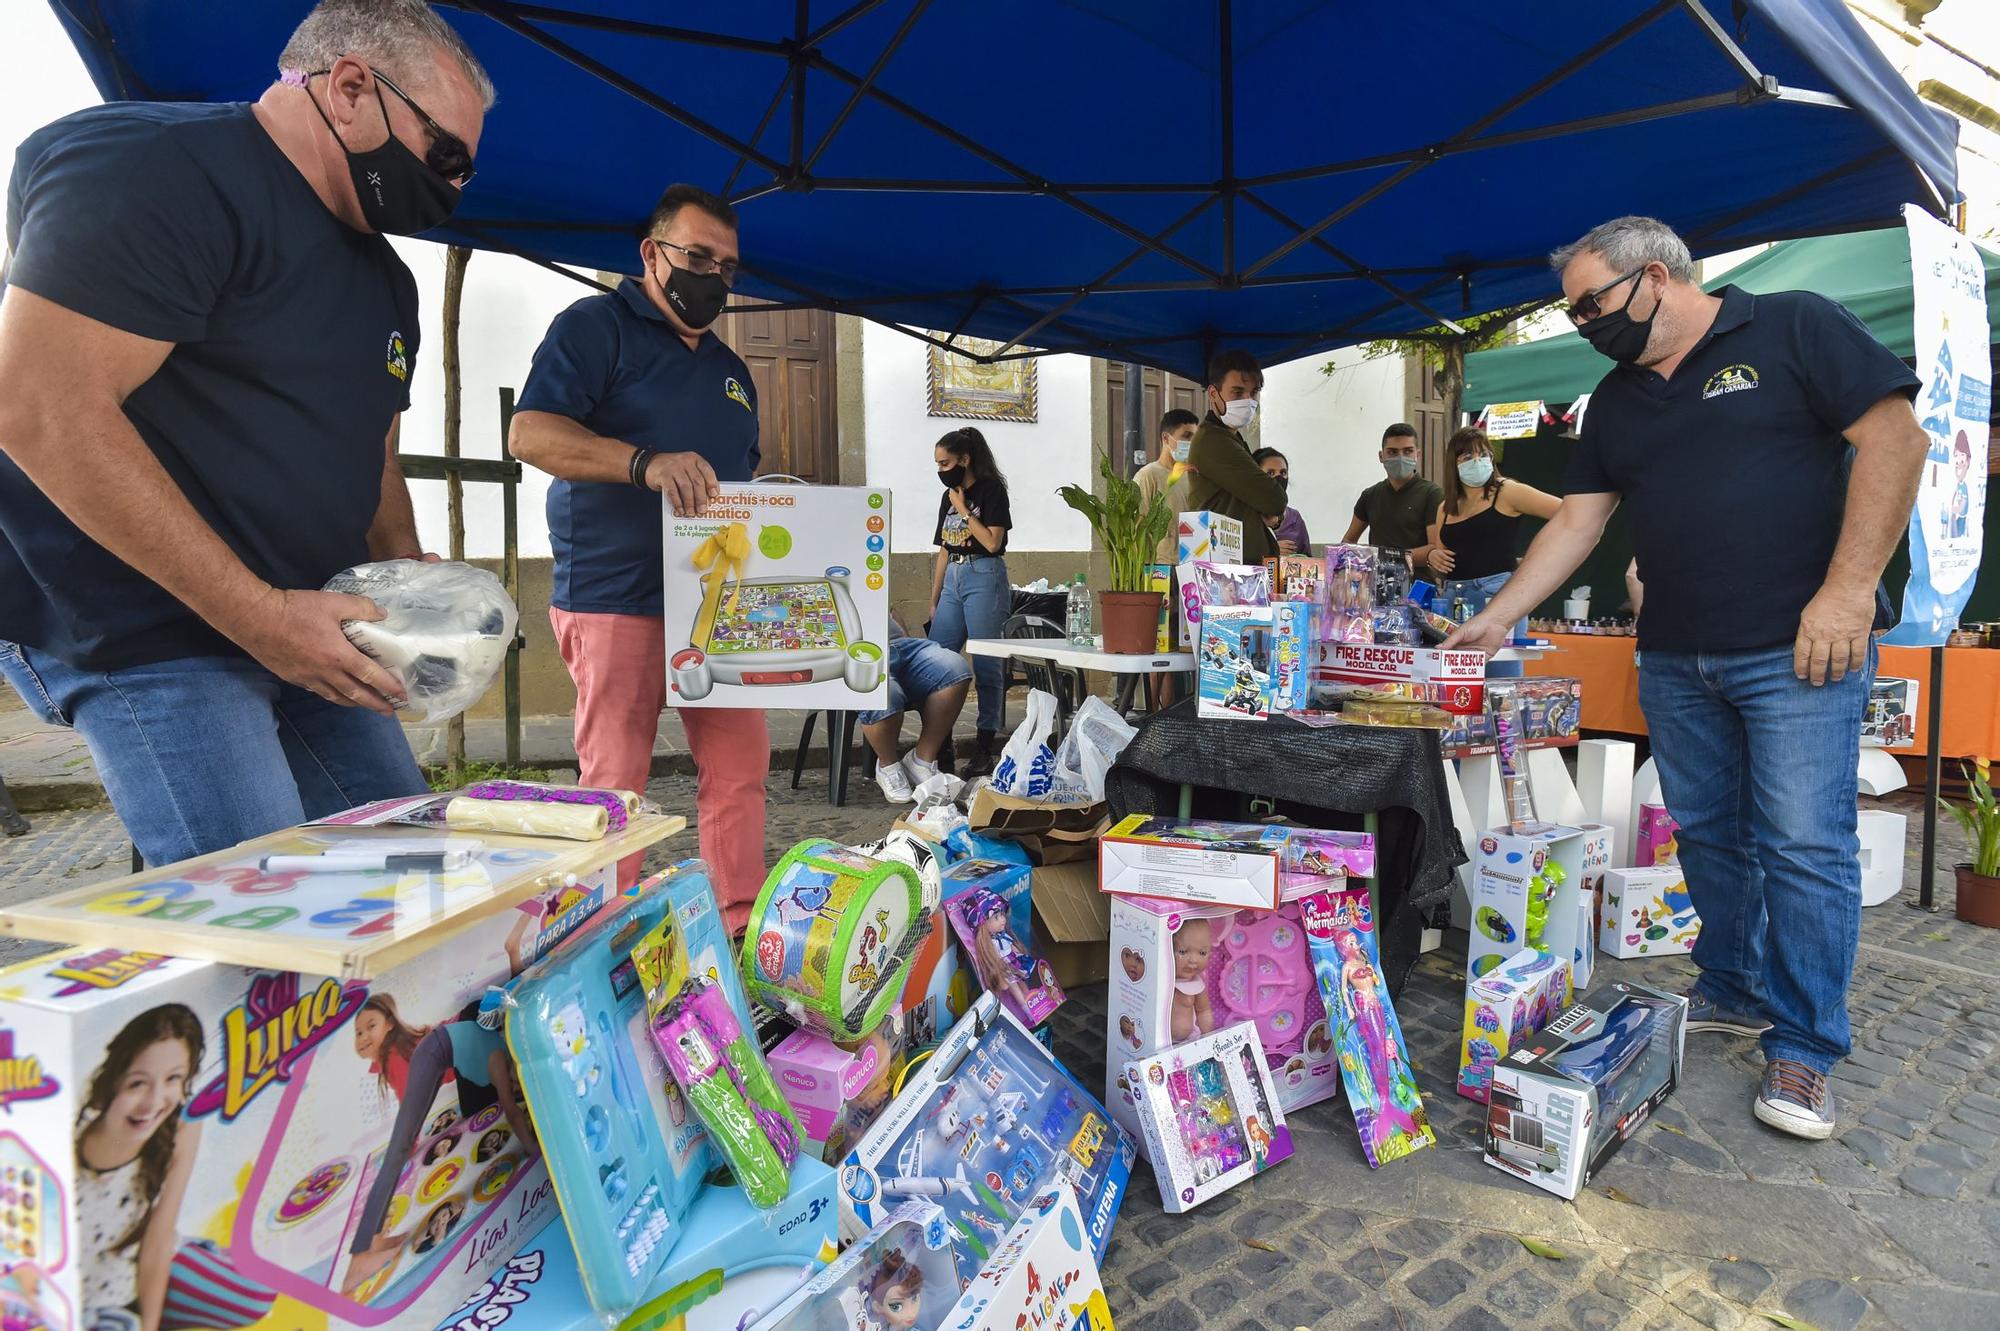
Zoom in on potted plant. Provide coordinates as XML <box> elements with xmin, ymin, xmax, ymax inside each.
<box><xmin>1941</xmin><ymin>759</ymin><xmax>2000</xmax><ymax>927</ymax></box>
<box><xmin>1057</xmin><ymin>451</ymin><xmax>1174</xmax><ymax>653</ymax></box>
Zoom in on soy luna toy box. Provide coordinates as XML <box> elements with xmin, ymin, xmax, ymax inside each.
<box><xmin>663</xmin><ymin>483</ymin><xmax>892</xmax><ymax>711</ymax></box>
<box><xmin>0</xmin><ymin>876</ymin><xmax>604</xmax><ymax>1331</ymax></box>
<box><xmin>1456</xmin><ymin>948</ymin><xmax>1573</xmax><ymax>1103</ymax></box>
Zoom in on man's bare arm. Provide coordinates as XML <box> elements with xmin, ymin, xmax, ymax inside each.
<box><xmin>510</xmin><ymin>408</ymin><xmax>719</xmax><ymax>516</ymax></box>
<box><xmin>1444</xmin><ymin>491</ymin><xmax>1620</xmax><ymax>655</ymax></box>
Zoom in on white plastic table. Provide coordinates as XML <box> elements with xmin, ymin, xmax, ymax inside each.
<box><xmin>963</xmin><ymin>636</ymin><xmax>1193</xmax><ymax>674</ymax></box>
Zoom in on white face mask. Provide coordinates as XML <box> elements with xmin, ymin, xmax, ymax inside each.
<box><xmin>1170</xmin><ymin>435</ymin><xmax>1193</xmax><ymax>463</ymax></box>
<box><xmin>1219</xmin><ymin>397</ymin><xmax>1258</xmax><ymax>431</ymax></box>
<box><xmin>1458</xmin><ymin>456</ymin><xmax>1495</xmax><ymax>488</ymax></box>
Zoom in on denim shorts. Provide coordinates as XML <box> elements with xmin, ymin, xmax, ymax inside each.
<box><xmin>858</xmin><ymin>637</ymin><xmax>973</xmax><ymax>725</ymax></box>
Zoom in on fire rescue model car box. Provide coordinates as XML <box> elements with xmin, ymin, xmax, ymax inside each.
<box><xmin>0</xmin><ymin>877</ymin><xmax>607</xmax><ymax>1331</ymax></box>
<box><xmin>1099</xmin><ymin>816</ymin><xmax>1289</xmax><ymax>911</ymax></box>
<box><xmin>1484</xmin><ymin>982</ymin><xmax>1688</xmax><ymax>1200</ymax></box>
<box><xmin>1309</xmin><ymin>643</ymin><xmax>1488</xmax><ymax>715</ymax></box>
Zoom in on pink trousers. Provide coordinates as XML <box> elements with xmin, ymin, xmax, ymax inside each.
<box><xmin>550</xmin><ymin>608</ymin><xmax>769</xmax><ymax>932</ymax></box>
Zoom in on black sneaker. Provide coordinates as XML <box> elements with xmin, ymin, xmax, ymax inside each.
<box><xmin>1683</xmin><ymin>988</ymin><xmax>1772</xmax><ymax>1037</ymax></box>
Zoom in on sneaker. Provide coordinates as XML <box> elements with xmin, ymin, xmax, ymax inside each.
<box><xmin>1682</xmin><ymin>989</ymin><xmax>1773</xmax><ymax>1037</ymax></box>
<box><xmin>905</xmin><ymin>754</ymin><xmax>941</xmax><ymax>786</ymax></box>
<box><xmin>874</xmin><ymin>760</ymin><xmax>915</xmax><ymax>804</ymax></box>
<box><xmin>1755</xmin><ymin>1059</ymin><xmax>1835</xmax><ymax>1140</ymax></box>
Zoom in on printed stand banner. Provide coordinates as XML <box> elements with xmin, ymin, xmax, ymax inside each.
<box><xmin>1478</xmin><ymin>400</ymin><xmax>1544</xmax><ymax>441</ymax></box>
<box><xmin>1886</xmin><ymin>205</ymin><xmax>1989</xmax><ymax>645</ymax></box>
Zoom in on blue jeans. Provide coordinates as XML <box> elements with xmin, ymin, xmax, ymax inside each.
<box><xmin>1639</xmin><ymin>642</ymin><xmax>1874</xmax><ymax>1074</ymax></box>
<box><xmin>858</xmin><ymin>636</ymin><xmax>973</xmax><ymax>726</ymax></box>
<box><xmin>928</xmin><ymin>555</ymin><xmax>1008</xmax><ymax>733</ymax></box>
<box><xmin>0</xmin><ymin>642</ymin><xmax>427</xmax><ymax>866</ymax></box>
<box><xmin>1441</xmin><ymin>572</ymin><xmax>1526</xmax><ymax>677</ymax></box>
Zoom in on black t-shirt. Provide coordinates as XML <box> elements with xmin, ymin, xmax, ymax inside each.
<box><xmin>1353</xmin><ymin>477</ymin><xmax>1444</xmax><ymax>551</ymax></box>
<box><xmin>933</xmin><ymin>477</ymin><xmax>1011</xmax><ymax>556</ymax></box>
<box><xmin>1565</xmin><ymin>286</ymin><xmax>1918</xmax><ymax>652</ymax></box>
<box><xmin>1</xmin><ymin>102</ymin><xmax>420</xmax><ymax>669</ymax></box>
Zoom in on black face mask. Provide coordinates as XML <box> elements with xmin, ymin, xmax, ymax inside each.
<box><xmin>309</xmin><ymin>82</ymin><xmax>459</xmax><ymax>236</ymax></box>
<box><xmin>659</xmin><ymin>261</ymin><xmax>729</xmax><ymax>330</ymax></box>
<box><xmin>939</xmin><ymin>465</ymin><xmax>966</xmax><ymax>489</ymax></box>
<box><xmin>1577</xmin><ymin>278</ymin><xmax>1661</xmax><ymax>365</ymax></box>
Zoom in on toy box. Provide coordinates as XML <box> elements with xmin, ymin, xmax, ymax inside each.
<box><xmin>1263</xmin><ymin>553</ymin><xmax>1325</xmax><ymax>602</ymax></box>
<box><xmin>1573</xmin><ymin>825</ymin><xmax>1613</xmax><ymax>990</ymax></box>
<box><xmin>1440</xmin><ymin>678</ymin><xmax>1584</xmax><ymax>757</ymax></box>
<box><xmin>1124</xmin><ymin>1022</ymin><xmax>1294</xmax><ymax>1212</ymax></box>
<box><xmin>663</xmin><ymin>482</ymin><xmax>891</xmax><ymax>711</ymax></box>
<box><xmin>432</xmin><ymin>1156</ymin><xmax>839</xmax><ymax>1331</ymax></box>
<box><xmin>1308</xmin><ymin>643</ymin><xmax>1487</xmax><ymax>715</ymax></box>
<box><xmin>1599</xmin><ymin>867</ymin><xmax>1699</xmax><ymax>958</ymax></box>
<box><xmin>1457</xmin><ymin>948</ymin><xmax>1573</xmax><ymax>1103</ymax></box>
<box><xmin>1099</xmin><ymin>816</ymin><xmax>1288</xmax><ymax>910</ymax></box>
<box><xmin>1195</xmin><ymin>603</ymin><xmax>1310</xmax><ymax>720</ymax></box>
<box><xmin>770</xmin><ymin>1023</ymin><xmax>906</xmax><ymax>1163</ymax></box>
<box><xmin>1468</xmin><ymin>825</ymin><xmax>1590</xmax><ymax>983</ymax></box>
<box><xmin>1635</xmin><ymin>804</ymin><xmax>1679</xmax><ymax>867</ymax></box>
<box><xmin>0</xmin><ymin>873</ymin><xmax>609</xmax><ymax>1331</ymax></box>
<box><xmin>932</xmin><ymin>1181</ymin><xmax>1112</xmax><ymax>1331</ymax></box>
<box><xmin>1144</xmin><ymin>563</ymin><xmax>1178</xmax><ymax>650</ymax></box>
<box><xmin>746</xmin><ymin>1200</ymin><xmax>963</xmax><ymax>1331</ymax></box>
<box><xmin>841</xmin><ymin>994</ymin><xmax>1134</xmax><ymax>1271</ymax></box>
<box><xmin>1176</xmin><ymin>510</ymin><xmax>1243</xmax><ymax>565</ymax></box>
<box><xmin>1485</xmin><ymin>982</ymin><xmax>1688</xmax><ymax>1200</ymax></box>
<box><xmin>940</xmin><ymin>862</ymin><xmax>1064</xmax><ymax>1029</ymax></box>
<box><xmin>1320</xmin><ymin>545</ymin><xmax>1377</xmax><ymax>643</ymax></box>
<box><xmin>1862</xmin><ymin>676</ymin><xmax>1919</xmax><ymax>748</ymax></box>
<box><xmin>1281</xmin><ymin>830</ymin><xmax>1376</xmax><ymax>878</ymax></box>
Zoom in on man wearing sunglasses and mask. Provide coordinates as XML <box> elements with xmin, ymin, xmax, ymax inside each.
<box><xmin>510</xmin><ymin>184</ymin><xmax>768</xmax><ymax>932</ymax></box>
<box><xmin>1447</xmin><ymin>216</ymin><xmax>1927</xmax><ymax>1143</ymax></box>
<box><xmin>0</xmin><ymin>0</ymin><xmax>491</xmax><ymax>865</ymax></box>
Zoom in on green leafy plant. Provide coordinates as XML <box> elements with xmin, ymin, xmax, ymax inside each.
<box><xmin>425</xmin><ymin>760</ymin><xmax>551</xmax><ymax>792</ymax></box>
<box><xmin>1057</xmin><ymin>450</ymin><xmax>1173</xmax><ymax>593</ymax></box>
<box><xmin>1940</xmin><ymin>759</ymin><xmax>2000</xmax><ymax>877</ymax></box>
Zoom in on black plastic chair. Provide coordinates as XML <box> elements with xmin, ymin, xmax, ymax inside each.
<box><xmin>790</xmin><ymin>709</ymin><xmax>864</xmax><ymax>807</ymax></box>
<box><xmin>1001</xmin><ymin>613</ymin><xmax>1088</xmax><ymax>720</ymax></box>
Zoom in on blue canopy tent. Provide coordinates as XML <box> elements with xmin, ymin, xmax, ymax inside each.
<box><xmin>45</xmin><ymin>0</ymin><xmax>1958</xmax><ymax>377</ymax></box>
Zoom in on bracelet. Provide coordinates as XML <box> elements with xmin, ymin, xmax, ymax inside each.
<box><xmin>629</xmin><ymin>447</ymin><xmax>655</xmax><ymax>489</ymax></box>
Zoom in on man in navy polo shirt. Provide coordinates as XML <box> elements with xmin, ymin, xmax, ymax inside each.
<box><xmin>511</xmin><ymin>184</ymin><xmax>767</xmax><ymax>930</ymax></box>
<box><xmin>0</xmin><ymin>0</ymin><xmax>492</xmax><ymax>865</ymax></box>
<box><xmin>1450</xmin><ymin>217</ymin><xmax>1927</xmax><ymax>1140</ymax></box>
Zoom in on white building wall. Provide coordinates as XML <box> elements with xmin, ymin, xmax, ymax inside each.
<box><xmin>1259</xmin><ymin>346</ymin><xmax>1411</xmax><ymax>546</ymax></box>
<box><xmin>859</xmin><ymin>322</ymin><xmax>1094</xmax><ymax>554</ymax></box>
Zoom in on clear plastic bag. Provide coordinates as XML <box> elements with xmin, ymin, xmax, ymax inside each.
<box><xmin>1051</xmin><ymin>695</ymin><xmax>1137</xmax><ymax>801</ymax></box>
<box><xmin>324</xmin><ymin>560</ymin><xmax>518</xmax><ymax>722</ymax></box>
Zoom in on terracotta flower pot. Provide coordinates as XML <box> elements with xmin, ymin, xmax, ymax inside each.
<box><xmin>1100</xmin><ymin>590</ymin><xmax>1165</xmax><ymax>654</ymax></box>
<box><xmin>1955</xmin><ymin>864</ymin><xmax>2000</xmax><ymax>929</ymax></box>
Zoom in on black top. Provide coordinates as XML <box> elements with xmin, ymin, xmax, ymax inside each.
<box><xmin>1438</xmin><ymin>496</ymin><xmax>1522</xmax><ymax>580</ymax></box>
<box><xmin>933</xmin><ymin>477</ymin><xmax>1011</xmax><ymax>556</ymax></box>
<box><xmin>2</xmin><ymin>102</ymin><xmax>419</xmax><ymax>669</ymax></box>
<box><xmin>518</xmin><ymin>279</ymin><xmax>759</xmax><ymax>615</ymax></box>
<box><xmin>1565</xmin><ymin>286</ymin><xmax>1919</xmax><ymax>652</ymax></box>
<box><xmin>1354</xmin><ymin>477</ymin><xmax>1446</xmax><ymax>552</ymax></box>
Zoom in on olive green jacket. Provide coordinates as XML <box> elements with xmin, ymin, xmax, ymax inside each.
<box><xmin>1183</xmin><ymin>412</ymin><xmax>1287</xmax><ymax>565</ymax></box>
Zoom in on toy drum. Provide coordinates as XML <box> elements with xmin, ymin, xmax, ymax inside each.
<box><xmin>741</xmin><ymin>840</ymin><xmax>926</xmax><ymax>1042</ymax></box>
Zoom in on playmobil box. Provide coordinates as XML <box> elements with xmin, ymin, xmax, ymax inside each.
<box><xmin>1573</xmin><ymin>825</ymin><xmax>1613</xmax><ymax>990</ymax></box>
<box><xmin>1457</xmin><ymin>949</ymin><xmax>1573</xmax><ymax>1103</ymax></box>
<box><xmin>1124</xmin><ymin>1021</ymin><xmax>1294</xmax><ymax>1212</ymax></box>
<box><xmin>840</xmin><ymin>994</ymin><xmax>1134</xmax><ymax>1273</ymax></box>
<box><xmin>1309</xmin><ymin>643</ymin><xmax>1488</xmax><ymax>715</ymax></box>
<box><xmin>1599</xmin><ymin>867</ymin><xmax>1700</xmax><ymax>958</ymax></box>
<box><xmin>663</xmin><ymin>483</ymin><xmax>891</xmax><ymax>711</ymax></box>
<box><xmin>770</xmin><ymin>1024</ymin><xmax>906</xmax><ymax>1164</ymax></box>
<box><xmin>936</xmin><ymin>1181</ymin><xmax>1112</xmax><ymax>1331</ymax></box>
<box><xmin>1099</xmin><ymin>816</ymin><xmax>1288</xmax><ymax>910</ymax></box>
<box><xmin>1468</xmin><ymin>825</ymin><xmax>1590</xmax><ymax>983</ymax></box>
<box><xmin>1176</xmin><ymin>510</ymin><xmax>1243</xmax><ymax>565</ymax></box>
<box><xmin>0</xmin><ymin>875</ymin><xmax>606</xmax><ymax>1331</ymax></box>
<box><xmin>1861</xmin><ymin>676</ymin><xmax>1919</xmax><ymax>748</ymax></box>
<box><xmin>1635</xmin><ymin>804</ymin><xmax>1679</xmax><ymax>868</ymax></box>
<box><xmin>1484</xmin><ymin>982</ymin><xmax>1688</xmax><ymax>1200</ymax></box>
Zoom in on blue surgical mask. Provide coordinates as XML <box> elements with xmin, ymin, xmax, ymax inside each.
<box><xmin>1171</xmin><ymin>435</ymin><xmax>1192</xmax><ymax>463</ymax></box>
<box><xmin>1458</xmin><ymin>457</ymin><xmax>1495</xmax><ymax>488</ymax></box>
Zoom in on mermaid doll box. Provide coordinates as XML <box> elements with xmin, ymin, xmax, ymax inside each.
<box><xmin>662</xmin><ymin>483</ymin><xmax>892</xmax><ymax>711</ymax></box>
<box><xmin>0</xmin><ymin>875</ymin><xmax>602</xmax><ymax>1331</ymax></box>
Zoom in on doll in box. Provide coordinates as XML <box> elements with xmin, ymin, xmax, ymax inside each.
<box><xmin>948</xmin><ymin>889</ymin><xmax>1063</xmax><ymax>1027</ymax></box>
<box><xmin>1170</xmin><ymin>918</ymin><xmax>1216</xmax><ymax>1042</ymax></box>
<box><xmin>861</xmin><ymin>1247</ymin><xmax>926</xmax><ymax>1330</ymax></box>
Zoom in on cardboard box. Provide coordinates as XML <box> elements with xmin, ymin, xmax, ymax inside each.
<box><xmin>663</xmin><ymin>482</ymin><xmax>892</xmax><ymax>711</ymax></box>
<box><xmin>1485</xmin><ymin>983</ymin><xmax>1688</xmax><ymax>1200</ymax></box>
<box><xmin>965</xmin><ymin>787</ymin><xmax>1108</xmax><ymax>845</ymax></box>
<box><xmin>1309</xmin><ymin>643</ymin><xmax>1488</xmax><ymax>715</ymax></box>
<box><xmin>1176</xmin><ymin>510</ymin><xmax>1243</xmax><ymax>565</ymax></box>
<box><xmin>1573</xmin><ymin>824</ymin><xmax>1612</xmax><ymax>990</ymax></box>
<box><xmin>1125</xmin><ymin>1021</ymin><xmax>1294</xmax><ymax>1212</ymax></box>
<box><xmin>1030</xmin><ymin>859</ymin><xmax>1112</xmax><ymax>989</ymax></box>
<box><xmin>1468</xmin><ymin>825</ymin><xmax>1590</xmax><ymax>982</ymax></box>
<box><xmin>1458</xmin><ymin>949</ymin><xmax>1573</xmax><ymax>1102</ymax></box>
<box><xmin>1862</xmin><ymin>676</ymin><xmax>1919</xmax><ymax>749</ymax></box>
<box><xmin>745</xmin><ymin>1199</ymin><xmax>960</xmax><ymax>1331</ymax></box>
<box><xmin>1099</xmin><ymin>816</ymin><xmax>1289</xmax><ymax>910</ymax></box>
<box><xmin>929</xmin><ymin>1181</ymin><xmax>1112</xmax><ymax>1331</ymax></box>
<box><xmin>0</xmin><ymin>876</ymin><xmax>606</xmax><ymax>1331</ymax></box>
<box><xmin>1196</xmin><ymin>604</ymin><xmax>1310</xmax><ymax>720</ymax></box>
<box><xmin>1635</xmin><ymin>803</ymin><xmax>1679</xmax><ymax>867</ymax></box>
<box><xmin>1441</xmin><ymin>678</ymin><xmax>1583</xmax><ymax>758</ymax></box>
<box><xmin>1599</xmin><ymin>867</ymin><xmax>1699</xmax><ymax>958</ymax></box>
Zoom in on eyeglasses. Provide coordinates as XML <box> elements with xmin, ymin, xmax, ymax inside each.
<box><xmin>1567</xmin><ymin>265</ymin><xmax>1645</xmax><ymax>325</ymax></box>
<box><xmin>309</xmin><ymin>65</ymin><xmax>476</xmax><ymax>187</ymax></box>
<box><xmin>655</xmin><ymin>239</ymin><xmax>740</xmax><ymax>285</ymax></box>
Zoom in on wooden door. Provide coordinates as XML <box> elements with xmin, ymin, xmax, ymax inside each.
<box><xmin>1107</xmin><ymin>363</ymin><xmax>1202</xmax><ymax>477</ymax></box>
<box><xmin>718</xmin><ymin>299</ymin><xmax>839</xmax><ymax>482</ymax></box>
<box><xmin>1405</xmin><ymin>358</ymin><xmax>1451</xmax><ymax>482</ymax></box>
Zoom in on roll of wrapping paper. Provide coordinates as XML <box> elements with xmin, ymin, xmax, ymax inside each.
<box><xmin>445</xmin><ymin>796</ymin><xmax>609</xmax><ymax>841</ymax></box>
<box><xmin>462</xmin><ymin>780</ymin><xmax>634</xmax><ymax>833</ymax></box>
<box><xmin>1489</xmin><ymin>692</ymin><xmax>1541</xmax><ymax>835</ymax></box>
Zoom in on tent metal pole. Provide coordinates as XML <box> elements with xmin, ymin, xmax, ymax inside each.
<box><xmin>803</xmin><ymin>0</ymin><xmax>933</xmax><ymax>174</ymax></box>
<box><xmin>1917</xmin><ymin>646</ymin><xmax>1944</xmax><ymax>910</ymax></box>
<box><xmin>1677</xmin><ymin>0</ymin><xmax>1769</xmax><ymax>89</ymax></box>
<box><xmin>790</xmin><ymin>0</ymin><xmax>809</xmax><ymax>174</ymax></box>
<box><xmin>1220</xmin><ymin>0</ymin><xmax>1236</xmax><ymax>282</ymax></box>
<box><xmin>1239</xmin><ymin>190</ymin><xmax>1465</xmax><ymax>332</ymax></box>
<box><xmin>724</xmin><ymin>71</ymin><xmax>799</xmax><ymax>199</ymax></box>
<box><xmin>447</xmin><ymin>1</ymin><xmax>791</xmax><ymax>55</ymax></box>
<box><xmin>806</xmin><ymin>0</ymin><xmax>889</xmax><ymax>47</ymax></box>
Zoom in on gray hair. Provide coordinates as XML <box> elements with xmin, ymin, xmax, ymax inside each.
<box><xmin>1549</xmin><ymin>216</ymin><xmax>1695</xmax><ymax>283</ymax></box>
<box><xmin>280</xmin><ymin>0</ymin><xmax>496</xmax><ymax>109</ymax></box>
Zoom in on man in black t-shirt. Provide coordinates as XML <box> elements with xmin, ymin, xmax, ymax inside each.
<box><xmin>0</xmin><ymin>1</ymin><xmax>493</xmax><ymax>867</ymax></box>
<box><xmin>1448</xmin><ymin>217</ymin><xmax>1927</xmax><ymax>1142</ymax></box>
<box><xmin>1341</xmin><ymin>422</ymin><xmax>1444</xmax><ymax>570</ymax></box>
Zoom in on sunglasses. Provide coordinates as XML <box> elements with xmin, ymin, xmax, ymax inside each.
<box><xmin>310</xmin><ymin>65</ymin><xmax>476</xmax><ymax>187</ymax></box>
<box><xmin>1566</xmin><ymin>265</ymin><xmax>1645</xmax><ymax>325</ymax></box>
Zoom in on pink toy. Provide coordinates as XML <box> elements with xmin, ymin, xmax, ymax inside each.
<box><xmin>1322</xmin><ymin>545</ymin><xmax>1376</xmax><ymax>643</ymax></box>
<box><xmin>769</xmin><ymin>1021</ymin><xmax>906</xmax><ymax>1163</ymax></box>
<box><xmin>1205</xmin><ymin>909</ymin><xmax>1315</xmax><ymax>1059</ymax></box>
<box><xmin>943</xmin><ymin>888</ymin><xmax>1064</xmax><ymax>1028</ymax></box>
<box><xmin>1169</xmin><ymin>917</ymin><xmax>1216</xmax><ymax>1042</ymax></box>
<box><xmin>1281</xmin><ymin>831</ymin><xmax>1377</xmax><ymax>879</ymax></box>
<box><xmin>1636</xmin><ymin>804</ymin><xmax>1679</xmax><ymax>867</ymax></box>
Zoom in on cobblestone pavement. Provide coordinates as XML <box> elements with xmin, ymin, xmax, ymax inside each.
<box><xmin>3</xmin><ymin>779</ymin><xmax>1996</xmax><ymax>1328</ymax></box>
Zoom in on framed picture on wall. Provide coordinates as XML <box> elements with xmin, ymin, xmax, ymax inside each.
<box><xmin>926</xmin><ymin>336</ymin><xmax>1038</xmax><ymax>422</ymax></box>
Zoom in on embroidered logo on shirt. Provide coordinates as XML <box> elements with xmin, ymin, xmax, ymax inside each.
<box><xmin>386</xmin><ymin>331</ymin><xmax>410</xmax><ymax>383</ymax></box>
<box><xmin>1701</xmin><ymin>364</ymin><xmax>1759</xmax><ymax>399</ymax></box>
<box><xmin>724</xmin><ymin>376</ymin><xmax>751</xmax><ymax>412</ymax></box>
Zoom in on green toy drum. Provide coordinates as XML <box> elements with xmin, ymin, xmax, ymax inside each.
<box><xmin>742</xmin><ymin>839</ymin><xmax>928</xmax><ymax>1042</ymax></box>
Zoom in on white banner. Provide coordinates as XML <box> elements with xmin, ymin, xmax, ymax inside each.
<box><xmin>1886</xmin><ymin>205</ymin><xmax>1989</xmax><ymax>646</ymax></box>
<box><xmin>1480</xmin><ymin>399</ymin><xmax>1544</xmax><ymax>440</ymax></box>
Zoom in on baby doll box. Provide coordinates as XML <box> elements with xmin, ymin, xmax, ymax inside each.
<box><xmin>1456</xmin><ymin>947</ymin><xmax>1573</xmax><ymax>1104</ymax></box>
<box><xmin>0</xmin><ymin>872</ymin><xmax>602</xmax><ymax>1331</ymax></box>
<box><xmin>1599</xmin><ymin>867</ymin><xmax>1700</xmax><ymax>958</ymax></box>
<box><xmin>840</xmin><ymin>994</ymin><xmax>1133</xmax><ymax>1272</ymax></box>
<box><xmin>744</xmin><ymin>1200</ymin><xmax>960</xmax><ymax>1331</ymax></box>
<box><xmin>1099</xmin><ymin>816</ymin><xmax>1288</xmax><ymax>911</ymax></box>
<box><xmin>1124</xmin><ymin>1021</ymin><xmax>1294</xmax><ymax>1213</ymax></box>
<box><xmin>662</xmin><ymin>482</ymin><xmax>892</xmax><ymax>711</ymax></box>
<box><xmin>769</xmin><ymin>1025</ymin><xmax>906</xmax><ymax>1165</ymax></box>
<box><xmin>935</xmin><ymin>1180</ymin><xmax>1112</xmax><ymax>1331</ymax></box>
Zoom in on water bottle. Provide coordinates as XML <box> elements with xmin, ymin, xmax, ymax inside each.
<box><xmin>1066</xmin><ymin>576</ymin><xmax>1094</xmax><ymax>646</ymax></box>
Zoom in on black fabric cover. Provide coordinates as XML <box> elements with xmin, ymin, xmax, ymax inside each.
<box><xmin>1105</xmin><ymin>701</ymin><xmax>1466</xmax><ymax>994</ymax></box>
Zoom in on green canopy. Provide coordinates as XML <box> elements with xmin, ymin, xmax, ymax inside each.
<box><xmin>1463</xmin><ymin>227</ymin><xmax>2000</xmax><ymax>412</ymax></box>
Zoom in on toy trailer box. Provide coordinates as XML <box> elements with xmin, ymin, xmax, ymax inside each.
<box><xmin>1484</xmin><ymin>982</ymin><xmax>1688</xmax><ymax>1200</ymax></box>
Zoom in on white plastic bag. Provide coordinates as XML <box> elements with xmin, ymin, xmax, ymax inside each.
<box><xmin>325</xmin><ymin>560</ymin><xmax>519</xmax><ymax>722</ymax></box>
<box><xmin>989</xmin><ymin>688</ymin><xmax>1059</xmax><ymax>798</ymax></box>
<box><xmin>1050</xmin><ymin>695</ymin><xmax>1137</xmax><ymax>802</ymax></box>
